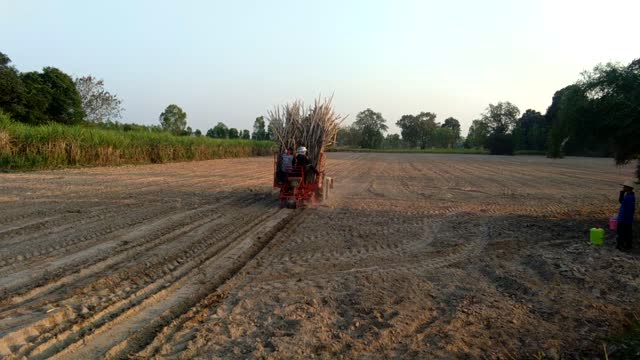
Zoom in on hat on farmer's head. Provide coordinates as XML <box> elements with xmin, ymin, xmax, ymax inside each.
<box><xmin>622</xmin><ymin>180</ymin><xmax>636</xmax><ymax>189</ymax></box>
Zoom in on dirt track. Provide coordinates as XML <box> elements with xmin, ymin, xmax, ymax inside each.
<box><xmin>0</xmin><ymin>153</ymin><xmax>638</xmax><ymax>359</ymax></box>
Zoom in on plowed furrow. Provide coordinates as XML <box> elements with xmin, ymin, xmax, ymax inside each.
<box><xmin>136</xmin><ymin>209</ymin><xmax>311</xmax><ymax>359</ymax></box>
<box><xmin>1</xmin><ymin>198</ymin><xmax>274</xmax><ymax>358</ymax></box>
<box><xmin>0</xmin><ymin>204</ymin><xmax>167</xmax><ymax>267</ymax></box>
<box><xmin>44</xmin><ymin>209</ymin><xmax>294</xmax><ymax>360</ymax></box>
<box><xmin>0</xmin><ymin>194</ymin><xmax>265</xmax><ymax>301</ymax></box>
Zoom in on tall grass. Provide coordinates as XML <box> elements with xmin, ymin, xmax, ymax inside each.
<box><xmin>0</xmin><ymin>113</ymin><xmax>273</xmax><ymax>170</ymax></box>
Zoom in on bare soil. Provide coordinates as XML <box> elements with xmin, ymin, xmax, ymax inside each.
<box><xmin>0</xmin><ymin>153</ymin><xmax>638</xmax><ymax>359</ymax></box>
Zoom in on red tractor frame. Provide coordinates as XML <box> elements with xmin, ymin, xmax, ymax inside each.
<box><xmin>273</xmin><ymin>153</ymin><xmax>333</xmax><ymax>208</ymax></box>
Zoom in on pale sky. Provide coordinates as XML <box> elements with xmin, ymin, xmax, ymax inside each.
<box><xmin>1</xmin><ymin>0</ymin><xmax>638</xmax><ymax>135</ymax></box>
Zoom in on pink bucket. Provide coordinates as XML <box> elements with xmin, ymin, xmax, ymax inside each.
<box><xmin>609</xmin><ymin>216</ymin><xmax>618</xmax><ymax>231</ymax></box>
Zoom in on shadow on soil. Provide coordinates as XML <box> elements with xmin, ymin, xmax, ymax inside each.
<box><xmin>222</xmin><ymin>198</ymin><xmax>640</xmax><ymax>358</ymax></box>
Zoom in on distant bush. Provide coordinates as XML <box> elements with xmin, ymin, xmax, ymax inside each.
<box><xmin>0</xmin><ymin>112</ymin><xmax>273</xmax><ymax>170</ymax></box>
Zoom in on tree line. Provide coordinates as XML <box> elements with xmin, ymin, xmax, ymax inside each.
<box><xmin>0</xmin><ymin>51</ymin><xmax>271</xmax><ymax>141</ymax></box>
<box><xmin>2</xmin><ymin>50</ymin><xmax>638</xmax><ymax>173</ymax></box>
<box><xmin>337</xmin><ymin>109</ymin><xmax>463</xmax><ymax>149</ymax></box>
<box><xmin>335</xmin><ymin>58</ymin><xmax>639</xmax><ymax>174</ymax></box>
<box><xmin>337</xmin><ymin>102</ymin><xmax>549</xmax><ymax>154</ymax></box>
<box><xmin>468</xmin><ymin>57</ymin><xmax>639</xmax><ymax>174</ymax></box>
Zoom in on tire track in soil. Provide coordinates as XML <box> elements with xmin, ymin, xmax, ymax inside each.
<box><xmin>0</xmin><ymin>163</ymin><xmax>270</xmax><ymax>233</ymax></box>
<box><xmin>45</xmin><ymin>208</ymin><xmax>296</xmax><ymax>360</ymax></box>
<box><xmin>1</xmin><ymin>199</ymin><xmax>237</xmax><ymax>307</ymax></box>
<box><xmin>0</xmin><ymin>203</ymin><xmax>168</xmax><ymax>267</ymax></box>
<box><xmin>0</xmin><ymin>200</ymin><xmax>229</xmax><ymax>296</ymax></box>
<box><xmin>0</xmin><ymin>204</ymin><xmax>132</xmax><ymax>244</ymax></box>
<box><xmin>0</xmin><ymin>174</ymin><xmax>274</xmax><ymax>270</ymax></box>
<box><xmin>264</xmin><ymin>216</ymin><xmax>439</xmax><ymax>269</ymax></box>
<box><xmin>135</xmin><ymin>210</ymin><xmax>313</xmax><ymax>359</ymax></box>
<box><xmin>1</xmin><ymin>154</ymin><xmax>636</xmax><ymax>359</ymax></box>
<box><xmin>252</xmin><ymin>216</ymin><xmax>491</xmax><ymax>287</ymax></box>
<box><xmin>0</xmin><ymin>195</ymin><xmax>274</xmax><ymax>358</ymax></box>
<box><xmin>0</xmin><ymin>161</ymin><xmax>269</xmax><ymax>202</ymax></box>
<box><xmin>141</xmin><ymin>206</ymin><xmax>490</xmax><ymax>359</ymax></box>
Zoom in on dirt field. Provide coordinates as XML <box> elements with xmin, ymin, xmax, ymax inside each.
<box><xmin>0</xmin><ymin>153</ymin><xmax>638</xmax><ymax>359</ymax></box>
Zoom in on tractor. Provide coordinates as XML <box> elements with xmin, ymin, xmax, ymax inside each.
<box><xmin>273</xmin><ymin>152</ymin><xmax>333</xmax><ymax>208</ymax></box>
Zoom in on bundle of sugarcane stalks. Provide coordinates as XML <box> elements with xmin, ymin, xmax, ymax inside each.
<box><xmin>268</xmin><ymin>96</ymin><xmax>346</xmax><ymax>175</ymax></box>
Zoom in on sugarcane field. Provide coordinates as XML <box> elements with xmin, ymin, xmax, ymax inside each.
<box><xmin>0</xmin><ymin>152</ymin><xmax>638</xmax><ymax>359</ymax></box>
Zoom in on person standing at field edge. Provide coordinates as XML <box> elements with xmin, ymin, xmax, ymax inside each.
<box><xmin>617</xmin><ymin>180</ymin><xmax>636</xmax><ymax>251</ymax></box>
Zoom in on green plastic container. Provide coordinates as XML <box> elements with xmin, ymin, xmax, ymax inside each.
<box><xmin>590</xmin><ymin>227</ymin><xmax>605</xmax><ymax>246</ymax></box>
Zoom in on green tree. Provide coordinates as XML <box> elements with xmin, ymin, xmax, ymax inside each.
<box><xmin>441</xmin><ymin>117</ymin><xmax>461</xmax><ymax>140</ymax></box>
<box><xmin>513</xmin><ymin>109</ymin><xmax>548</xmax><ymax>151</ymax></box>
<box><xmin>546</xmin><ymin>86</ymin><xmax>572</xmax><ymax>157</ymax></box>
<box><xmin>480</xmin><ymin>102</ymin><xmax>520</xmax><ymax>155</ymax></box>
<box><xmin>546</xmin><ymin>85</ymin><xmax>594</xmax><ymax>157</ymax></box>
<box><xmin>336</xmin><ymin>126</ymin><xmax>362</xmax><ymax>147</ymax></box>
<box><xmin>416</xmin><ymin>112</ymin><xmax>438</xmax><ymax>148</ymax></box>
<box><xmin>383</xmin><ymin>133</ymin><xmax>401</xmax><ymax>148</ymax></box>
<box><xmin>354</xmin><ymin>109</ymin><xmax>388</xmax><ymax>148</ymax></box>
<box><xmin>396</xmin><ymin>114</ymin><xmax>420</xmax><ymax>147</ymax></box>
<box><xmin>485</xmin><ymin>133</ymin><xmax>515</xmax><ymax>155</ymax></box>
<box><xmin>159</xmin><ymin>104</ymin><xmax>187</xmax><ymax>135</ymax></box>
<box><xmin>580</xmin><ymin>59</ymin><xmax>640</xmax><ymax>164</ymax></box>
<box><xmin>481</xmin><ymin>102</ymin><xmax>520</xmax><ymax>135</ymax></box>
<box><xmin>0</xmin><ymin>52</ymin><xmax>26</xmax><ymax>118</ymax></box>
<box><xmin>432</xmin><ymin>127</ymin><xmax>456</xmax><ymax>148</ymax></box>
<box><xmin>1</xmin><ymin>53</ymin><xmax>83</xmax><ymax>125</ymax></box>
<box><xmin>19</xmin><ymin>71</ymin><xmax>53</xmax><ymax>124</ymax></box>
<box><xmin>542</xmin><ymin>58</ymin><xmax>639</xmax><ymax>172</ymax></box>
<box><xmin>74</xmin><ymin>75</ymin><xmax>123</xmax><ymax>123</ymax></box>
<box><xmin>252</xmin><ymin>116</ymin><xmax>267</xmax><ymax>140</ymax></box>
<box><xmin>15</xmin><ymin>67</ymin><xmax>85</xmax><ymax>125</ymax></box>
<box><xmin>228</xmin><ymin>127</ymin><xmax>239</xmax><ymax>139</ymax></box>
<box><xmin>396</xmin><ymin>112</ymin><xmax>437</xmax><ymax>149</ymax></box>
<box><xmin>241</xmin><ymin>129</ymin><xmax>250</xmax><ymax>139</ymax></box>
<box><xmin>465</xmin><ymin>120</ymin><xmax>489</xmax><ymax>149</ymax></box>
<box><xmin>194</xmin><ymin>129</ymin><xmax>202</xmax><ymax>137</ymax></box>
<box><xmin>209</xmin><ymin>122</ymin><xmax>229</xmax><ymax>138</ymax></box>
<box><xmin>38</xmin><ymin>67</ymin><xmax>84</xmax><ymax>124</ymax></box>
<box><xmin>0</xmin><ymin>52</ymin><xmax>10</xmax><ymax>67</ymax></box>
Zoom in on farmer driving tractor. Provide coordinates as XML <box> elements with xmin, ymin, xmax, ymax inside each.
<box><xmin>294</xmin><ymin>146</ymin><xmax>318</xmax><ymax>178</ymax></box>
